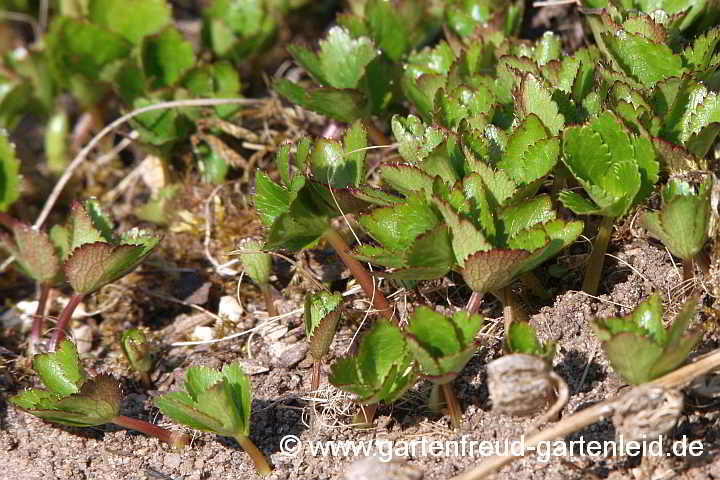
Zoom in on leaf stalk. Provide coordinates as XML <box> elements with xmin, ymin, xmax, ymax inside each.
<box><xmin>234</xmin><ymin>434</ymin><xmax>272</xmax><ymax>476</ymax></box>
<box><xmin>48</xmin><ymin>293</ymin><xmax>85</xmax><ymax>352</ymax></box>
<box><xmin>111</xmin><ymin>415</ymin><xmax>190</xmax><ymax>449</ymax></box>
<box><xmin>582</xmin><ymin>216</ymin><xmax>614</xmax><ymax>295</ymax></box>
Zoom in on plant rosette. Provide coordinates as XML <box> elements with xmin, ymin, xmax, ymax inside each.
<box><xmin>591</xmin><ymin>294</ymin><xmax>701</xmax><ymax>385</ymax></box>
<box><xmin>404</xmin><ymin>306</ymin><xmax>484</xmax><ymax>427</ymax></box>
<box><xmin>329</xmin><ymin>319</ymin><xmax>418</xmax><ymax>424</ymax></box>
<box><xmin>10</xmin><ymin>339</ymin><xmax>188</xmax><ymax>447</ymax></box>
<box><xmin>153</xmin><ymin>362</ymin><xmax>272</xmax><ymax>476</ymax></box>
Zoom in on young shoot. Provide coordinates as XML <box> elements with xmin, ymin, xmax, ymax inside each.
<box><xmin>10</xmin><ymin>340</ymin><xmax>189</xmax><ymax>448</ymax></box>
<box><xmin>641</xmin><ymin>175</ymin><xmax>713</xmax><ymax>283</ymax></box>
<box><xmin>404</xmin><ymin>306</ymin><xmax>484</xmax><ymax>428</ymax></box>
<box><xmin>559</xmin><ymin>111</ymin><xmax>659</xmax><ymax>295</ymax></box>
<box><xmin>591</xmin><ymin>294</ymin><xmax>701</xmax><ymax>385</ymax></box>
<box><xmin>153</xmin><ymin>362</ymin><xmax>272</xmax><ymax>476</ymax></box>
<box><xmin>304</xmin><ymin>291</ymin><xmax>343</xmax><ymax>391</ymax></box>
<box><xmin>236</xmin><ymin>237</ymin><xmax>276</xmax><ymax>317</ymax></box>
<box><xmin>329</xmin><ymin>319</ymin><xmax>417</xmax><ymax>426</ymax></box>
<box><xmin>120</xmin><ymin>328</ymin><xmax>153</xmax><ymax>387</ymax></box>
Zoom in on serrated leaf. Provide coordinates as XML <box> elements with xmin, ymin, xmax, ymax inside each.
<box><xmin>9</xmin><ymin>223</ymin><xmax>61</xmax><ymax>284</ymax></box>
<box><xmin>499</xmin><ymin>114</ymin><xmax>558</xmax><ymax>185</ymax></box>
<box><xmin>265</xmin><ymin>209</ymin><xmax>328</xmax><ymax>251</ymax></box>
<box><xmin>254</xmin><ymin>172</ymin><xmax>291</xmax><ymax>227</ymax></box>
<box><xmin>64</xmin><ymin>241</ymin><xmax>158</xmax><ymax>294</ymax></box>
<box><xmin>47</xmin><ymin>17</ymin><xmax>131</xmax><ymax>80</ymax></box>
<box><xmin>602</xmin><ymin>30</ymin><xmax>684</xmax><ymax>87</ymax></box>
<box><xmin>513</xmin><ymin>73</ymin><xmax>565</xmax><ymax>136</ymax></box>
<box><xmin>352</xmin><ymin>244</ymin><xmax>407</xmax><ymax>268</ymax></box>
<box><xmin>379</xmin><ymin>164</ymin><xmax>436</xmax><ymax>197</ymax></box>
<box><xmin>32</xmin><ymin>339</ymin><xmax>87</xmax><ymax>396</ymax></box>
<box><xmin>84</xmin><ymin>198</ymin><xmax>115</xmax><ymax>242</ymax></box>
<box><xmin>461</xmin><ymin>249</ymin><xmax>531</xmax><ymax>294</ymax></box>
<box><xmin>432</xmin><ymin>198</ymin><xmax>491</xmax><ymax>266</ymax></box>
<box><xmin>366</xmin><ymin>0</ymin><xmax>409</xmax><ymax>61</ymax></box>
<box><xmin>391</xmin><ymin>115</ymin><xmax>446</xmax><ymax>163</ymax></box>
<box><xmin>406</xmin><ymin>224</ymin><xmax>455</xmax><ymax>271</ymax></box>
<box><xmin>317</xmin><ymin>27</ymin><xmax>377</xmax><ymax>89</ymax></box>
<box><xmin>68</xmin><ymin>201</ymin><xmax>105</xmax><ymax>251</ymax></box>
<box><xmin>506</xmin><ymin>322</ymin><xmax>541</xmax><ymax>355</ymax></box>
<box><xmin>89</xmin><ymin>0</ymin><xmax>171</xmax><ymax>44</ymax></box>
<box><xmin>0</xmin><ymin>131</ymin><xmax>20</xmax><ymax>211</ymax></box>
<box><xmin>142</xmin><ymin>28</ymin><xmax>194</xmax><ymax>89</ymax></box>
<box><xmin>273</xmin><ymin>79</ymin><xmax>367</xmax><ymax>123</ymax></box>
<box><xmin>497</xmin><ymin>195</ymin><xmax>555</xmax><ymax>245</ymax></box>
<box><xmin>153</xmin><ymin>391</ymin><xmax>225</xmax><ymax>433</ymax></box>
<box><xmin>222</xmin><ymin>362</ymin><xmax>252</xmax><ymax>437</ymax></box>
<box><xmin>682</xmin><ymin>27</ymin><xmax>720</xmax><ymax>69</ymax></box>
<box><xmin>404</xmin><ymin>41</ymin><xmax>455</xmax><ymax>78</ymax></box>
<box><xmin>359</xmin><ymin>194</ymin><xmax>439</xmax><ymax>252</ymax></box>
<box><xmin>509</xmin><ymin>219</ymin><xmax>584</xmax><ymax>274</ymax></box>
<box><xmin>236</xmin><ymin>238</ymin><xmax>271</xmax><ymax>285</ymax></box>
<box><xmin>305</xmin><ymin>291</ymin><xmax>343</xmax><ymax>360</ymax></box>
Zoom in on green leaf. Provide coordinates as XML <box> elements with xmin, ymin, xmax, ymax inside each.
<box><xmin>433</xmin><ymin>198</ymin><xmax>491</xmax><ymax>265</ymax></box>
<box><xmin>142</xmin><ymin>28</ymin><xmax>195</xmax><ymax>89</ymax></box>
<box><xmin>603</xmin><ymin>333</ymin><xmax>664</xmax><ymax>385</ymax></box>
<box><xmin>497</xmin><ymin>195</ymin><xmax>555</xmax><ymax>245</ymax></box>
<box><xmin>154</xmin><ymin>391</ymin><xmax>223</xmax><ymax>432</ymax></box>
<box><xmin>391</xmin><ymin>115</ymin><xmax>446</xmax><ymax>163</ymax></box>
<box><xmin>642</xmin><ymin>177</ymin><xmax>711</xmax><ymax>260</ymax></box>
<box><xmin>379</xmin><ymin>164</ymin><xmax>436</xmax><ymax>197</ymax></box>
<box><xmin>130</xmin><ymin>97</ymin><xmax>192</xmax><ymax>145</ymax></box>
<box><xmin>254</xmin><ymin>172</ymin><xmax>291</xmax><ymax>227</ymax></box>
<box><xmin>236</xmin><ymin>238</ymin><xmax>271</xmax><ymax>285</ymax></box>
<box><xmin>273</xmin><ymin>79</ymin><xmax>368</xmax><ymax>123</ymax></box>
<box><xmin>601</xmin><ymin>31</ymin><xmax>684</xmax><ymax>87</ymax></box>
<box><xmin>120</xmin><ymin>329</ymin><xmax>152</xmax><ymax>374</ymax></box>
<box><xmin>89</xmin><ymin>0</ymin><xmax>171</xmax><ymax>44</ymax></box>
<box><xmin>330</xmin><ymin>320</ymin><xmax>417</xmax><ymax>404</ymax></box>
<box><xmin>513</xmin><ymin>73</ymin><xmax>565</xmax><ymax>136</ymax></box>
<box><xmin>32</xmin><ymin>339</ymin><xmax>87</xmax><ymax>396</ymax></box>
<box><xmin>265</xmin><ymin>209</ymin><xmax>328</xmax><ymax>251</ymax></box>
<box><xmin>359</xmin><ymin>194</ymin><xmax>439</xmax><ymax>252</ymax></box>
<box><xmin>222</xmin><ymin>362</ymin><xmax>252</xmax><ymax>437</ymax></box>
<box><xmin>304</xmin><ymin>291</ymin><xmax>343</xmax><ymax>361</ymax></box>
<box><xmin>366</xmin><ymin>0</ymin><xmax>409</xmax><ymax>61</ymax></box>
<box><xmin>499</xmin><ymin>114</ymin><xmax>559</xmax><ymax>186</ymax></box>
<box><xmin>0</xmin><ymin>131</ymin><xmax>19</xmax><ymax>211</ymax></box>
<box><xmin>47</xmin><ymin>17</ymin><xmax>131</xmax><ymax>80</ymax></box>
<box><xmin>316</xmin><ymin>27</ymin><xmax>378</xmax><ymax>89</ymax></box>
<box><xmin>506</xmin><ymin>322</ymin><xmax>549</xmax><ymax>357</ymax></box>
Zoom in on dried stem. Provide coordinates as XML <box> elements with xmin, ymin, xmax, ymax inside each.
<box><xmin>363</xmin><ymin>119</ymin><xmax>390</xmax><ymax>147</ymax></box>
<box><xmin>496</xmin><ymin>286</ymin><xmax>529</xmax><ymax>335</ymax></box>
<box><xmin>451</xmin><ymin>348</ymin><xmax>720</xmax><ymax>480</ymax></box>
<box><xmin>235</xmin><ymin>434</ymin><xmax>272</xmax><ymax>476</ymax></box>
<box><xmin>682</xmin><ymin>258</ymin><xmax>695</xmax><ymax>284</ymax></box>
<box><xmin>111</xmin><ymin>415</ymin><xmax>190</xmax><ymax>449</ymax></box>
<box><xmin>323</xmin><ymin>228</ymin><xmax>393</xmax><ymax>322</ymax></box>
<box><xmin>352</xmin><ymin>403</ymin><xmax>378</xmax><ymax>427</ymax></box>
<box><xmin>29</xmin><ymin>283</ymin><xmax>51</xmax><ymax>353</ymax></box>
<box><xmin>311</xmin><ymin>361</ymin><xmax>322</xmax><ymax>392</ymax></box>
<box><xmin>48</xmin><ymin>293</ymin><xmax>85</xmax><ymax>352</ymax></box>
<box><xmin>441</xmin><ymin>383</ymin><xmax>463</xmax><ymax>429</ymax></box>
<box><xmin>582</xmin><ymin>215</ymin><xmax>614</xmax><ymax>295</ymax></box>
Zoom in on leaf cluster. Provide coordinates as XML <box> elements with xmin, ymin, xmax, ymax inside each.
<box><xmin>592</xmin><ymin>294</ymin><xmax>701</xmax><ymax>384</ymax></box>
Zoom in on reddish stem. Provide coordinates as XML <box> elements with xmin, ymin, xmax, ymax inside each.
<box><xmin>48</xmin><ymin>293</ymin><xmax>85</xmax><ymax>352</ymax></box>
<box><xmin>0</xmin><ymin>211</ymin><xmax>17</xmax><ymax>229</ymax></box>
<box><xmin>260</xmin><ymin>283</ymin><xmax>278</xmax><ymax>318</ymax></box>
<box><xmin>29</xmin><ymin>283</ymin><xmax>51</xmax><ymax>353</ymax></box>
<box><xmin>235</xmin><ymin>434</ymin><xmax>272</xmax><ymax>476</ymax></box>
<box><xmin>323</xmin><ymin>228</ymin><xmax>393</xmax><ymax>322</ymax></box>
<box><xmin>465</xmin><ymin>291</ymin><xmax>484</xmax><ymax>314</ymax></box>
<box><xmin>111</xmin><ymin>415</ymin><xmax>190</xmax><ymax>448</ymax></box>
